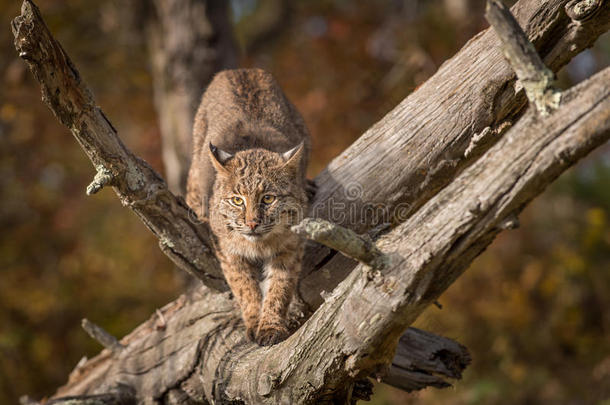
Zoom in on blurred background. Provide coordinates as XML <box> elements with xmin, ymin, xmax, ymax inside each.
<box><xmin>0</xmin><ymin>0</ymin><xmax>609</xmax><ymax>403</ymax></box>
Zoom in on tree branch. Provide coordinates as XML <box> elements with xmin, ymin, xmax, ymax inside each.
<box><xmin>46</xmin><ymin>392</ymin><xmax>135</xmax><ymax>405</ymax></box>
<box><xmin>81</xmin><ymin>319</ymin><xmax>124</xmax><ymax>354</ymax></box>
<box><xmin>384</xmin><ymin>328</ymin><xmax>471</xmax><ymax>392</ymax></box>
<box><xmin>11</xmin><ymin>0</ymin><xmax>227</xmax><ymax>291</ymax></box>
<box><xmin>12</xmin><ymin>0</ymin><xmax>610</xmax><ymax>308</ymax></box>
<box><xmin>299</xmin><ymin>0</ymin><xmax>610</xmax><ymax>308</ymax></box>
<box><xmin>291</xmin><ymin>218</ymin><xmax>388</xmax><ymax>269</ymax></box>
<box><xmin>485</xmin><ymin>0</ymin><xmax>561</xmax><ymax>115</ymax></box>
<box><xmin>52</xmin><ymin>286</ymin><xmax>471</xmax><ymax>402</ymax></box>
<box><xmin>11</xmin><ymin>1</ymin><xmax>473</xmax><ymax>395</ymax></box>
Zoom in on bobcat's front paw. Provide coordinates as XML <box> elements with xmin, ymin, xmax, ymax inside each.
<box><xmin>255</xmin><ymin>323</ymin><xmax>290</xmax><ymax>346</ymax></box>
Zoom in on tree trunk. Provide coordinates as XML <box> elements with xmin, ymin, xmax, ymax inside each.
<box><xmin>146</xmin><ymin>0</ymin><xmax>238</xmax><ymax>195</ymax></box>
<box><xmin>11</xmin><ymin>0</ymin><xmax>609</xmax><ymax>403</ymax></box>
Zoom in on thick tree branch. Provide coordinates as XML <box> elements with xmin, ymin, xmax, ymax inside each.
<box><xmin>299</xmin><ymin>0</ymin><xmax>610</xmax><ymax>308</ymax></box>
<box><xmin>386</xmin><ymin>329</ymin><xmax>471</xmax><ymax>392</ymax></box>
<box><xmin>46</xmin><ymin>392</ymin><xmax>135</xmax><ymax>405</ymax></box>
<box><xmin>13</xmin><ymin>0</ymin><xmax>610</xmax><ymax>308</ymax></box>
<box><xmin>53</xmin><ymin>286</ymin><xmax>471</xmax><ymax>402</ymax></box>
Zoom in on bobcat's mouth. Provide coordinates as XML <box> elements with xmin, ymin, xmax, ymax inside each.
<box><xmin>240</xmin><ymin>230</ymin><xmax>268</xmax><ymax>241</ymax></box>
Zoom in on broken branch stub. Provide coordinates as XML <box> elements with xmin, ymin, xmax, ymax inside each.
<box><xmin>485</xmin><ymin>0</ymin><xmax>561</xmax><ymax>115</ymax></box>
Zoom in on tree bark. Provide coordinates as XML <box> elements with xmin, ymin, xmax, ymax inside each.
<box><xmin>11</xmin><ymin>0</ymin><xmax>610</xmax><ymax>403</ymax></box>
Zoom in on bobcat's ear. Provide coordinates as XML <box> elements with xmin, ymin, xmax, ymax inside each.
<box><xmin>281</xmin><ymin>141</ymin><xmax>305</xmax><ymax>173</ymax></box>
<box><xmin>208</xmin><ymin>143</ymin><xmax>233</xmax><ymax>175</ymax></box>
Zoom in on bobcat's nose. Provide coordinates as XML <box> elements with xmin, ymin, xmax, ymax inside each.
<box><xmin>246</xmin><ymin>220</ymin><xmax>259</xmax><ymax>231</ymax></box>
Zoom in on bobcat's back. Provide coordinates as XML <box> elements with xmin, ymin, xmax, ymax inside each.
<box><xmin>186</xmin><ymin>69</ymin><xmax>310</xmax><ymax>219</ymax></box>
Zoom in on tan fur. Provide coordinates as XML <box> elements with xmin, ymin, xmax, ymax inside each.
<box><xmin>186</xmin><ymin>69</ymin><xmax>310</xmax><ymax>346</ymax></box>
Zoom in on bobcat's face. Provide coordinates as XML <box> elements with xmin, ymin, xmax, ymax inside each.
<box><xmin>209</xmin><ymin>144</ymin><xmax>307</xmax><ymax>243</ymax></box>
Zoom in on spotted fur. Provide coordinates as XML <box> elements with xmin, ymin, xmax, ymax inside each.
<box><xmin>186</xmin><ymin>69</ymin><xmax>310</xmax><ymax>346</ymax></box>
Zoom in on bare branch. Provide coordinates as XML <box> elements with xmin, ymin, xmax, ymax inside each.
<box><xmin>292</xmin><ymin>218</ymin><xmax>388</xmax><ymax>269</ymax></box>
<box><xmin>11</xmin><ymin>0</ymin><xmax>226</xmax><ymax>291</ymax></box>
<box><xmin>81</xmin><ymin>319</ymin><xmax>124</xmax><ymax>354</ymax></box>
<box><xmin>12</xmin><ymin>3</ymin><xmax>470</xmax><ymax>394</ymax></box>
<box><xmin>299</xmin><ymin>0</ymin><xmax>610</xmax><ymax>307</ymax></box>
<box><xmin>485</xmin><ymin>0</ymin><xmax>561</xmax><ymax>115</ymax></box>
<box><xmin>56</xmin><ymin>285</ymin><xmax>472</xmax><ymax>402</ymax></box>
<box><xmin>12</xmin><ymin>0</ymin><xmax>610</xmax><ymax>308</ymax></box>
<box><xmin>85</xmin><ymin>167</ymin><xmax>114</xmax><ymax>195</ymax></box>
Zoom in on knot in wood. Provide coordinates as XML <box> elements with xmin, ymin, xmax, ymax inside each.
<box><xmin>257</xmin><ymin>373</ymin><xmax>277</xmax><ymax>397</ymax></box>
<box><xmin>565</xmin><ymin>0</ymin><xmax>604</xmax><ymax>22</ymax></box>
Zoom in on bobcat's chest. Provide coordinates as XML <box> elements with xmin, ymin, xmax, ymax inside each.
<box><xmin>226</xmin><ymin>236</ymin><xmax>276</xmax><ymax>261</ymax></box>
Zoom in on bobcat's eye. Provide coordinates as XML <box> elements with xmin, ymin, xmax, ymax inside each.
<box><xmin>231</xmin><ymin>196</ymin><xmax>244</xmax><ymax>206</ymax></box>
<box><xmin>262</xmin><ymin>194</ymin><xmax>276</xmax><ymax>204</ymax></box>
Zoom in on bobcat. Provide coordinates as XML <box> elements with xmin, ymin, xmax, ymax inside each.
<box><xmin>186</xmin><ymin>69</ymin><xmax>310</xmax><ymax>346</ymax></box>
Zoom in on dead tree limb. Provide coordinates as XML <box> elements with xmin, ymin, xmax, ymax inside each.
<box><xmin>291</xmin><ymin>218</ymin><xmax>388</xmax><ymax>269</ymax></box>
<box><xmin>11</xmin><ymin>0</ymin><xmax>469</xmax><ymax>396</ymax></box>
<box><xmin>11</xmin><ymin>0</ymin><xmax>610</xmax><ymax>403</ymax></box>
<box><xmin>485</xmin><ymin>0</ymin><xmax>561</xmax><ymax>115</ymax></box>
<box><xmin>298</xmin><ymin>0</ymin><xmax>610</xmax><ymax>308</ymax></box>
<box><xmin>53</xmin><ymin>286</ymin><xmax>474</xmax><ymax>402</ymax></box>
<box><xmin>60</xmin><ymin>65</ymin><xmax>607</xmax><ymax>404</ymax></box>
<box><xmin>81</xmin><ymin>319</ymin><xmax>124</xmax><ymax>354</ymax></box>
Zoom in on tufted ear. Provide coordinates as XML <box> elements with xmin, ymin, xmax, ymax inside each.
<box><xmin>208</xmin><ymin>143</ymin><xmax>233</xmax><ymax>175</ymax></box>
<box><xmin>281</xmin><ymin>141</ymin><xmax>305</xmax><ymax>173</ymax></box>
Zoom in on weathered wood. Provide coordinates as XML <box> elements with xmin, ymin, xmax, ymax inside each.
<box><xmin>81</xmin><ymin>319</ymin><xmax>124</xmax><ymax>354</ymax></box>
<box><xmin>384</xmin><ymin>328</ymin><xmax>471</xmax><ymax>392</ymax></box>
<box><xmin>12</xmin><ymin>0</ymin><xmax>610</xmax><ymax>307</ymax></box>
<box><xmin>54</xmin><ymin>285</ymin><xmax>470</xmax><ymax>403</ymax></box>
<box><xmin>14</xmin><ymin>1</ymin><xmax>461</xmax><ymax>397</ymax></box>
<box><xmin>46</xmin><ymin>392</ymin><xmax>135</xmax><ymax>405</ymax></box>
<box><xmin>11</xmin><ymin>0</ymin><xmax>610</xmax><ymax>403</ymax></box>
<box><xmin>291</xmin><ymin>218</ymin><xmax>388</xmax><ymax>269</ymax></box>
<box><xmin>485</xmin><ymin>0</ymin><xmax>561</xmax><ymax>115</ymax></box>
